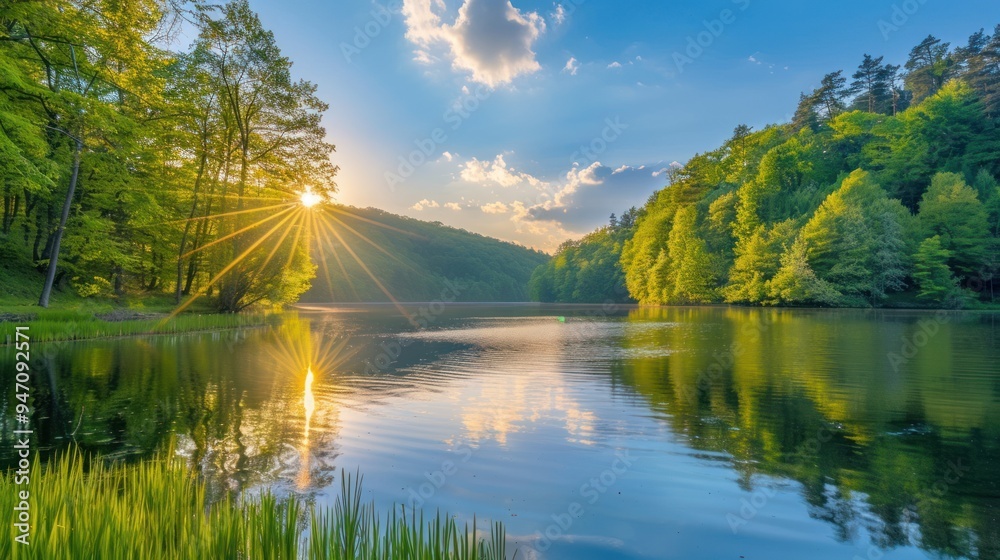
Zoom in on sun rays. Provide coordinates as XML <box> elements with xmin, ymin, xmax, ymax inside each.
<box><xmin>161</xmin><ymin>188</ymin><xmax>422</xmax><ymax>326</ymax></box>
<box><xmin>300</xmin><ymin>190</ymin><xmax>322</xmax><ymax>208</ymax></box>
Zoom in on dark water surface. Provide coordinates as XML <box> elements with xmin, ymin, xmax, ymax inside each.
<box><xmin>2</xmin><ymin>304</ymin><xmax>999</xmax><ymax>559</ymax></box>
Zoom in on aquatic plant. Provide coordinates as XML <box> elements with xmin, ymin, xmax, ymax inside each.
<box><xmin>0</xmin><ymin>450</ymin><xmax>509</xmax><ymax>559</ymax></box>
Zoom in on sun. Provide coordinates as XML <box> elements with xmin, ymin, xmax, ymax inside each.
<box><xmin>300</xmin><ymin>190</ymin><xmax>322</xmax><ymax>208</ymax></box>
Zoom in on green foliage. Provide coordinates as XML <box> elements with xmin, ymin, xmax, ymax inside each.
<box><xmin>1</xmin><ymin>311</ymin><xmax>278</xmax><ymax>343</ymax></box>
<box><xmin>664</xmin><ymin>206</ymin><xmax>717</xmax><ymax>303</ymax></box>
<box><xmin>766</xmin><ymin>236</ymin><xmax>841</xmax><ymax>305</ymax></box>
<box><xmin>529</xmin><ymin>212</ymin><xmax>636</xmax><ymax>303</ymax></box>
<box><xmin>541</xmin><ymin>25</ymin><xmax>1000</xmax><ymax>308</ymax></box>
<box><xmin>0</xmin><ymin>1</ymin><xmax>335</xmax><ymax>313</ymax></box>
<box><xmin>723</xmin><ymin>222</ymin><xmax>795</xmax><ymax>304</ymax></box>
<box><xmin>797</xmin><ymin>170</ymin><xmax>912</xmax><ymax>305</ymax></box>
<box><xmin>913</xmin><ymin>235</ymin><xmax>959</xmax><ymax>302</ymax></box>
<box><xmin>917</xmin><ymin>172</ymin><xmax>990</xmax><ymax>276</ymax></box>
<box><xmin>0</xmin><ymin>450</ymin><xmax>509</xmax><ymax>560</ymax></box>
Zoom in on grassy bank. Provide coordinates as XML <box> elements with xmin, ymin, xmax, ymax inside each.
<box><xmin>0</xmin><ymin>450</ymin><xmax>509</xmax><ymax>560</ymax></box>
<box><xmin>1</xmin><ymin>265</ymin><xmax>281</xmax><ymax>344</ymax></box>
<box><xmin>0</xmin><ymin>308</ymin><xmax>280</xmax><ymax>344</ymax></box>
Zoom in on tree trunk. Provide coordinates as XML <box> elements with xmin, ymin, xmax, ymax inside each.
<box><xmin>39</xmin><ymin>138</ymin><xmax>83</xmax><ymax>308</ymax></box>
<box><xmin>175</xmin><ymin>149</ymin><xmax>208</xmax><ymax>303</ymax></box>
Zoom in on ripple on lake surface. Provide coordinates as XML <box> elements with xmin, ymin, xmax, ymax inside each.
<box><xmin>3</xmin><ymin>305</ymin><xmax>998</xmax><ymax>559</ymax></box>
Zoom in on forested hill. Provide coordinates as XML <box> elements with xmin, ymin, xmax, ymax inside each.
<box><xmin>300</xmin><ymin>206</ymin><xmax>549</xmax><ymax>303</ymax></box>
<box><xmin>532</xmin><ymin>28</ymin><xmax>1000</xmax><ymax>308</ymax></box>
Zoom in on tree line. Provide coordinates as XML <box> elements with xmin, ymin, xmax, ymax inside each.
<box><xmin>534</xmin><ymin>28</ymin><xmax>1000</xmax><ymax>308</ymax></box>
<box><xmin>301</xmin><ymin>206</ymin><xmax>549</xmax><ymax>303</ymax></box>
<box><xmin>1</xmin><ymin>0</ymin><xmax>336</xmax><ymax>311</ymax></box>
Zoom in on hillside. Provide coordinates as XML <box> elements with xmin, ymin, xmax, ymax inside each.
<box><xmin>532</xmin><ymin>28</ymin><xmax>1000</xmax><ymax>308</ymax></box>
<box><xmin>300</xmin><ymin>206</ymin><xmax>549</xmax><ymax>303</ymax></box>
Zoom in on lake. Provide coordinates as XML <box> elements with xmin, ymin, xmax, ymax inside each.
<box><xmin>2</xmin><ymin>304</ymin><xmax>998</xmax><ymax>559</ymax></box>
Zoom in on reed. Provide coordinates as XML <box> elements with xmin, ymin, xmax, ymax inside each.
<box><xmin>0</xmin><ymin>450</ymin><xmax>510</xmax><ymax>560</ymax></box>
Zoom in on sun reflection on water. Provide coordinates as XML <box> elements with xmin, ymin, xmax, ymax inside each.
<box><xmin>297</xmin><ymin>366</ymin><xmax>316</xmax><ymax>489</ymax></box>
<box><xmin>303</xmin><ymin>366</ymin><xmax>315</xmax><ymax>440</ymax></box>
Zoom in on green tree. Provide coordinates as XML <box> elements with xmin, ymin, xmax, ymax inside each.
<box><xmin>791</xmin><ymin>92</ymin><xmax>820</xmax><ymax>133</ymax></box>
<box><xmin>665</xmin><ymin>206</ymin><xmax>716</xmax><ymax>303</ymax></box>
<box><xmin>193</xmin><ymin>0</ymin><xmax>336</xmax><ymax>311</ymax></box>
<box><xmin>816</xmin><ymin>71</ymin><xmax>849</xmax><ymax>120</ymax></box>
<box><xmin>912</xmin><ymin>235</ymin><xmax>958</xmax><ymax>302</ymax></box>
<box><xmin>904</xmin><ymin>35</ymin><xmax>954</xmax><ymax>104</ymax></box>
<box><xmin>798</xmin><ymin>170</ymin><xmax>910</xmax><ymax>305</ymax></box>
<box><xmin>873</xmin><ymin>81</ymin><xmax>993</xmax><ymax>209</ymax></box>
<box><xmin>848</xmin><ymin>54</ymin><xmax>897</xmax><ymax>114</ymax></box>
<box><xmin>767</xmin><ymin>236</ymin><xmax>841</xmax><ymax>305</ymax></box>
<box><xmin>961</xmin><ymin>25</ymin><xmax>1000</xmax><ymax>117</ymax></box>
<box><xmin>2</xmin><ymin>0</ymin><xmax>170</xmax><ymax>306</ymax></box>
<box><xmin>918</xmin><ymin>172</ymin><xmax>990</xmax><ymax>276</ymax></box>
<box><xmin>723</xmin><ymin>222</ymin><xmax>794</xmax><ymax>304</ymax></box>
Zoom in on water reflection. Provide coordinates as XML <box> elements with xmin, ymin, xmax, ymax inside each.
<box><xmin>1</xmin><ymin>306</ymin><xmax>997</xmax><ymax>559</ymax></box>
<box><xmin>298</xmin><ymin>366</ymin><xmax>316</xmax><ymax>489</ymax></box>
<box><xmin>614</xmin><ymin>307</ymin><xmax>999</xmax><ymax>559</ymax></box>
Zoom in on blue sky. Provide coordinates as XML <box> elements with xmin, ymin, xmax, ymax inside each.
<box><xmin>242</xmin><ymin>0</ymin><xmax>999</xmax><ymax>252</ymax></box>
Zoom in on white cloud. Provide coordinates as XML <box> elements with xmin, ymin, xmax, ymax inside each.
<box><xmin>411</xmin><ymin>199</ymin><xmax>440</xmax><ymax>211</ymax></box>
<box><xmin>563</xmin><ymin>56</ymin><xmax>579</xmax><ymax>76</ymax></box>
<box><xmin>440</xmin><ymin>151</ymin><xmax>454</xmax><ymax>162</ymax></box>
<box><xmin>481</xmin><ymin>201</ymin><xmax>510</xmax><ymax>214</ymax></box>
<box><xmin>444</xmin><ymin>202</ymin><xmax>463</xmax><ymax>210</ymax></box>
<box><xmin>607</xmin><ymin>61</ymin><xmax>622</xmax><ymax>69</ymax></box>
<box><xmin>524</xmin><ymin>162</ymin><xmax>661</xmax><ymax>231</ymax></box>
<box><xmin>652</xmin><ymin>161</ymin><xmax>683</xmax><ymax>177</ymax></box>
<box><xmin>460</xmin><ymin>154</ymin><xmax>545</xmax><ymax>188</ymax></box>
<box><xmin>403</xmin><ymin>0</ymin><xmax>545</xmax><ymax>86</ymax></box>
<box><xmin>551</xmin><ymin>162</ymin><xmax>603</xmax><ymax>207</ymax></box>
<box><xmin>509</xmin><ymin>200</ymin><xmax>576</xmax><ymax>244</ymax></box>
<box><xmin>551</xmin><ymin>3</ymin><xmax>566</xmax><ymax>25</ymax></box>
<box><xmin>413</xmin><ymin>49</ymin><xmax>437</xmax><ymax>65</ymax></box>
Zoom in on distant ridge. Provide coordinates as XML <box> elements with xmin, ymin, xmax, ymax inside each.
<box><xmin>300</xmin><ymin>206</ymin><xmax>549</xmax><ymax>303</ymax></box>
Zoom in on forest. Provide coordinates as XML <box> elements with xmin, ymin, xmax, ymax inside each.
<box><xmin>1</xmin><ymin>0</ymin><xmax>336</xmax><ymax>312</ymax></box>
<box><xmin>532</xmin><ymin>28</ymin><xmax>1000</xmax><ymax>308</ymax></box>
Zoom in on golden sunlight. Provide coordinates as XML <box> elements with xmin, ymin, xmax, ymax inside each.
<box><xmin>303</xmin><ymin>366</ymin><xmax>316</xmax><ymax>439</ymax></box>
<box><xmin>300</xmin><ymin>190</ymin><xmax>322</xmax><ymax>208</ymax></box>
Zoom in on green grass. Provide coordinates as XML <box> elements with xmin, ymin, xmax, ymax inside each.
<box><xmin>1</xmin><ymin>450</ymin><xmax>510</xmax><ymax>560</ymax></box>
<box><xmin>0</xmin><ymin>279</ymin><xmax>278</xmax><ymax>344</ymax></box>
<box><xmin>1</xmin><ymin>311</ymin><xmax>280</xmax><ymax>344</ymax></box>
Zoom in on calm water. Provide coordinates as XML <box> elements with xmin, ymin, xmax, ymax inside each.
<box><xmin>2</xmin><ymin>305</ymin><xmax>999</xmax><ymax>559</ymax></box>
